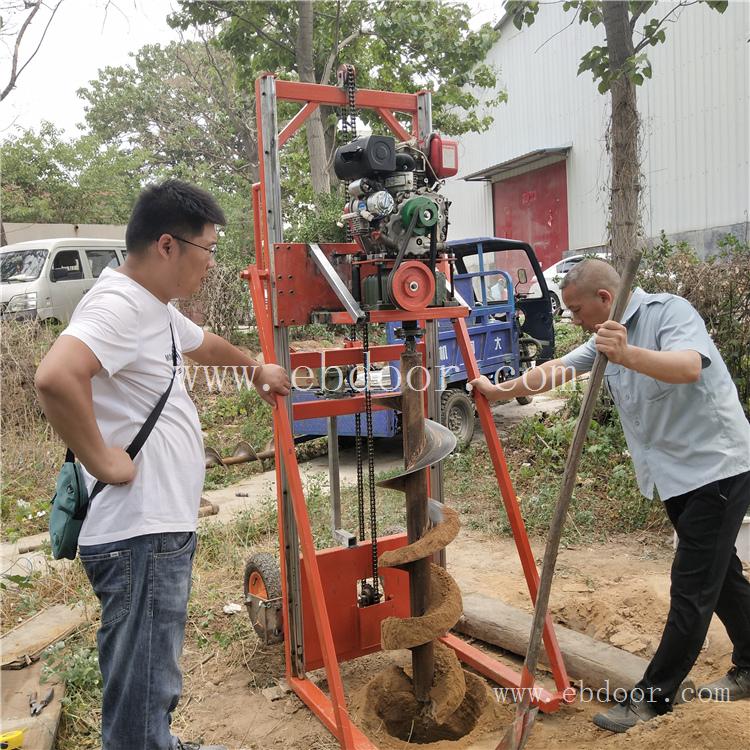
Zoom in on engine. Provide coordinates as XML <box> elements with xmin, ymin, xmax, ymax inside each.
<box><xmin>334</xmin><ymin>134</ymin><xmax>454</xmax><ymax>258</ymax></box>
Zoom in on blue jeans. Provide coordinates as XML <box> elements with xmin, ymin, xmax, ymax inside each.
<box><xmin>80</xmin><ymin>531</ymin><xmax>197</xmax><ymax>750</ymax></box>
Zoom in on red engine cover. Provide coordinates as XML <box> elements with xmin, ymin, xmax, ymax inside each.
<box><xmin>428</xmin><ymin>133</ymin><xmax>459</xmax><ymax>178</ymax></box>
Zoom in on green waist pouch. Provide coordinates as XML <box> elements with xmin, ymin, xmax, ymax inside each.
<box><xmin>49</xmin><ymin>451</ymin><xmax>105</xmax><ymax>560</ymax></box>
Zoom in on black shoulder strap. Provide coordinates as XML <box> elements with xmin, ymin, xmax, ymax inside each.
<box><xmin>71</xmin><ymin>322</ymin><xmax>178</xmax><ymax>502</ymax></box>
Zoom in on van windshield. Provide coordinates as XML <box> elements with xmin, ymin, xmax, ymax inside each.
<box><xmin>1</xmin><ymin>249</ymin><xmax>48</xmax><ymax>283</ymax></box>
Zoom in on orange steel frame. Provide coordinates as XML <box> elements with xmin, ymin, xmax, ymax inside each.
<box><xmin>243</xmin><ymin>74</ymin><xmax>571</xmax><ymax>750</ymax></box>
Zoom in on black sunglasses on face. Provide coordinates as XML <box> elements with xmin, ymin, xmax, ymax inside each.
<box><xmin>171</xmin><ymin>234</ymin><xmax>218</xmax><ymax>256</ymax></box>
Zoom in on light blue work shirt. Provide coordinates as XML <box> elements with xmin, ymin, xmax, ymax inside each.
<box><xmin>561</xmin><ymin>288</ymin><xmax>750</xmax><ymax>500</ymax></box>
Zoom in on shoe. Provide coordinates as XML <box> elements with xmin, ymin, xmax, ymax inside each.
<box><xmin>593</xmin><ymin>694</ymin><xmax>659</xmax><ymax>733</ymax></box>
<box><xmin>177</xmin><ymin>742</ymin><xmax>228</xmax><ymax>750</ymax></box>
<box><xmin>698</xmin><ymin>666</ymin><xmax>750</xmax><ymax>701</ymax></box>
<box><xmin>675</xmin><ymin>678</ymin><xmax>696</xmax><ymax>704</ymax></box>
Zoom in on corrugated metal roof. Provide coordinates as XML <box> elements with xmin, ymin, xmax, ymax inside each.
<box><xmin>463</xmin><ymin>146</ymin><xmax>571</xmax><ymax>181</ymax></box>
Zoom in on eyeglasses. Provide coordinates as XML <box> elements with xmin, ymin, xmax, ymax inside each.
<box><xmin>171</xmin><ymin>234</ymin><xmax>218</xmax><ymax>256</ymax></box>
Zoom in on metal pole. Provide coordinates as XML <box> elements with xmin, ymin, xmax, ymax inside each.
<box><xmin>259</xmin><ymin>74</ymin><xmax>305</xmax><ymax>677</ymax></box>
<box><xmin>401</xmin><ymin>322</ymin><xmax>434</xmax><ymax>704</ymax></box>
<box><xmin>417</xmin><ymin>90</ymin><xmax>446</xmax><ymax>566</ymax></box>
<box><xmin>327</xmin><ymin>416</ymin><xmax>342</xmax><ymax>535</ymax></box>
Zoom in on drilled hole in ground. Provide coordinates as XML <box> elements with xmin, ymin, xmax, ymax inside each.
<box><xmin>370</xmin><ymin>669</ymin><xmax>486</xmax><ymax>744</ymax></box>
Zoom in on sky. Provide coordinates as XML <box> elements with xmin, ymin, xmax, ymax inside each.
<box><xmin>1</xmin><ymin>0</ymin><xmax>188</xmax><ymax>137</ymax></box>
<box><xmin>1</xmin><ymin>0</ymin><xmax>503</xmax><ymax>140</ymax></box>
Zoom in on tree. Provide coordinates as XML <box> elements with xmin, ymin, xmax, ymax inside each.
<box><xmin>80</xmin><ymin>40</ymin><xmax>257</xmax><ymax>192</ymax></box>
<box><xmin>505</xmin><ymin>0</ymin><xmax>728</xmax><ymax>271</ymax></box>
<box><xmin>0</xmin><ymin>122</ymin><xmax>145</xmax><ymax>224</ymax></box>
<box><xmin>169</xmin><ymin>0</ymin><xmax>505</xmax><ymax>194</ymax></box>
<box><xmin>1</xmin><ymin>0</ymin><xmax>64</xmax><ymax>101</ymax></box>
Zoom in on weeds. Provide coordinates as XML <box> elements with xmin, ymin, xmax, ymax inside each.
<box><xmin>553</xmin><ymin>319</ymin><xmax>587</xmax><ymax>357</ymax></box>
<box><xmin>42</xmin><ymin>636</ymin><xmax>103</xmax><ymax>748</ymax></box>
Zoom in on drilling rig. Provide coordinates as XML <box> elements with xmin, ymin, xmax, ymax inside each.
<box><xmin>241</xmin><ymin>68</ymin><xmax>570</xmax><ymax>749</ymax></box>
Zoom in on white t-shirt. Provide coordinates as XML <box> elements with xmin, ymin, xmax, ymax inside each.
<box><xmin>62</xmin><ymin>267</ymin><xmax>205</xmax><ymax>545</ymax></box>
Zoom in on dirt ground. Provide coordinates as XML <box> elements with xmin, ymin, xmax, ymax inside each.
<box><xmin>177</xmin><ymin>527</ymin><xmax>749</xmax><ymax>750</ymax></box>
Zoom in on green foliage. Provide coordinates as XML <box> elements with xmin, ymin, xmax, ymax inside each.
<box><xmin>638</xmin><ymin>232</ymin><xmax>750</xmax><ymax>416</ymax></box>
<box><xmin>286</xmin><ymin>190</ymin><xmax>347</xmax><ymax>244</ymax></box>
<box><xmin>170</xmin><ymin>1</ymin><xmax>504</xmax><ymax>137</ymax></box>
<box><xmin>0</xmin><ymin>122</ymin><xmax>145</xmax><ymax>224</ymax></box>
<box><xmin>79</xmin><ymin>42</ymin><xmax>255</xmax><ymax>193</ymax></box>
<box><xmin>1</xmin><ymin>320</ymin><xmax>65</xmax><ymax>542</ymax></box>
<box><xmin>43</xmin><ymin>640</ymin><xmax>102</xmax><ymax>697</ymax></box>
<box><xmin>553</xmin><ymin>319</ymin><xmax>587</xmax><ymax>358</ymax></box>
<box><xmin>198</xmin><ymin>388</ymin><xmax>276</xmax><ymax>491</ymax></box>
<box><xmin>506</xmin><ymin>0</ymin><xmax>727</xmax><ymax>93</ymax></box>
<box><xmin>195</xmin><ymin>502</ymin><xmax>278</xmax><ymax>569</ymax></box>
<box><xmin>447</xmin><ymin>386</ymin><xmax>662</xmax><ymax>542</ymax></box>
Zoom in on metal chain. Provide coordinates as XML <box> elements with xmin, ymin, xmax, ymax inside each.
<box><xmin>353</xmin><ymin>325</ymin><xmax>366</xmax><ymax>546</ymax></box>
<box><xmin>340</xmin><ymin>66</ymin><xmax>378</xmax><ymax>600</ymax></box>
<box><xmin>340</xmin><ymin>64</ymin><xmax>357</xmax><ymax>243</ymax></box>
<box><xmin>342</xmin><ymin>64</ymin><xmax>357</xmax><ymax>141</ymax></box>
<box><xmin>363</xmin><ymin>321</ymin><xmax>380</xmax><ymax>598</ymax></box>
<box><xmin>341</xmin><ymin>68</ymin><xmax>365</xmax><ymax>550</ymax></box>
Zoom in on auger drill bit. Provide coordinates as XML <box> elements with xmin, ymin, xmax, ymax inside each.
<box><xmin>375</xmin><ymin>322</ymin><xmax>465</xmax><ymax>723</ymax></box>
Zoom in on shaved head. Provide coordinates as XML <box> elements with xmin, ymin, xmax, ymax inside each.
<box><xmin>560</xmin><ymin>259</ymin><xmax>623</xmax><ymax>331</ymax></box>
<box><xmin>560</xmin><ymin>258</ymin><xmax>620</xmax><ymax>296</ymax></box>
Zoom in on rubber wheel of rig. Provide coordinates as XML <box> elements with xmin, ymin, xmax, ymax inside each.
<box><xmin>441</xmin><ymin>389</ymin><xmax>475</xmax><ymax>451</ymax></box>
<box><xmin>243</xmin><ymin>552</ymin><xmax>283</xmax><ymax>644</ymax></box>
<box><xmin>516</xmin><ymin>396</ymin><xmax>534</xmax><ymax>405</ymax></box>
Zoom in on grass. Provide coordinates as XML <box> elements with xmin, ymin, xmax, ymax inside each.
<box><xmin>553</xmin><ymin>318</ymin><xmax>588</xmax><ymax>357</ymax></box>
<box><xmin>444</xmin><ymin>382</ymin><xmax>666</xmax><ymax>543</ymax></box>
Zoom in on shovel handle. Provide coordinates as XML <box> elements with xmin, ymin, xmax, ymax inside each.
<box><xmin>518</xmin><ymin>253</ymin><xmax>642</xmax><ymax>704</ymax></box>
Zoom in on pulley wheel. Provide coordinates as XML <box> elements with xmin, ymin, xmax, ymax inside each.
<box><xmin>388</xmin><ymin>261</ymin><xmax>435</xmax><ymax>311</ymax></box>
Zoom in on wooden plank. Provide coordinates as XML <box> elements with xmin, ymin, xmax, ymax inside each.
<box><xmin>456</xmin><ymin>594</ymin><xmax>648</xmax><ymax>690</ymax></box>
<box><xmin>0</xmin><ymin>659</ymin><xmax>64</xmax><ymax>749</ymax></box>
<box><xmin>1</xmin><ymin>603</ymin><xmax>88</xmax><ymax>670</ymax></box>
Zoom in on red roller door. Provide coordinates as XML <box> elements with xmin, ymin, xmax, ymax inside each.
<box><xmin>492</xmin><ymin>160</ymin><xmax>569</xmax><ymax>271</ymax></box>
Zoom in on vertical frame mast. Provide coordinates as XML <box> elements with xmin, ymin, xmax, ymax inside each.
<box><xmin>256</xmin><ymin>73</ymin><xmax>306</xmax><ymax>676</ymax></box>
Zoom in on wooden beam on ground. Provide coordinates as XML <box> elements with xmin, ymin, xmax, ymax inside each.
<box><xmin>455</xmin><ymin>594</ymin><xmax>648</xmax><ymax>691</ymax></box>
<box><xmin>1</xmin><ymin>659</ymin><xmax>64</xmax><ymax>749</ymax></box>
<box><xmin>1</xmin><ymin>603</ymin><xmax>87</xmax><ymax>670</ymax></box>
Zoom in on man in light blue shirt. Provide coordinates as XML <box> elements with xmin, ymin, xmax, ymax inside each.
<box><xmin>471</xmin><ymin>259</ymin><xmax>750</xmax><ymax>733</ymax></box>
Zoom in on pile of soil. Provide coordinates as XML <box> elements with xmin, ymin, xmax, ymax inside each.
<box><xmin>352</xmin><ymin>664</ymin><xmax>509</xmax><ymax>749</ymax></box>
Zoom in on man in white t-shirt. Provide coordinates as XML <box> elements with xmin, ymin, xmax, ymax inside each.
<box><xmin>35</xmin><ymin>180</ymin><xmax>290</xmax><ymax>750</ymax></box>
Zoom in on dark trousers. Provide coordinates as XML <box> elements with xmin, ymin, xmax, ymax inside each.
<box><xmin>635</xmin><ymin>470</ymin><xmax>750</xmax><ymax>713</ymax></box>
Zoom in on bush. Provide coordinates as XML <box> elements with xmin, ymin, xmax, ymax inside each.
<box><xmin>638</xmin><ymin>232</ymin><xmax>750</xmax><ymax>415</ymax></box>
<box><xmin>184</xmin><ymin>262</ymin><xmax>252</xmax><ymax>340</ymax></box>
<box><xmin>1</xmin><ymin>321</ymin><xmax>64</xmax><ymax>540</ymax></box>
<box><xmin>0</xmin><ymin>320</ymin><xmax>58</xmax><ymax>431</ymax></box>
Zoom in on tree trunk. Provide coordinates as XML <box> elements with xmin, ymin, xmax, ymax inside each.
<box><xmin>602</xmin><ymin>1</ymin><xmax>640</xmax><ymax>273</ymax></box>
<box><xmin>297</xmin><ymin>1</ymin><xmax>330</xmax><ymax>195</ymax></box>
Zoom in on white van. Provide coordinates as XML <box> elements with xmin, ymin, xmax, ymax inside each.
<box><xmin>0</xmin><ymin>238</ymin><xmax>126</xmax><ymax>323</ymax></box>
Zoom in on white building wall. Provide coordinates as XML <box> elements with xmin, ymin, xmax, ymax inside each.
<box><xmin>443</xmin><ymin>178</ymin><xmax>493</xmax><ymax>238</ymax></box>
<box><xmin>445</xmin><ymin>1</ymin><xmax>750</xmax><ymax>255</ymax></box>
